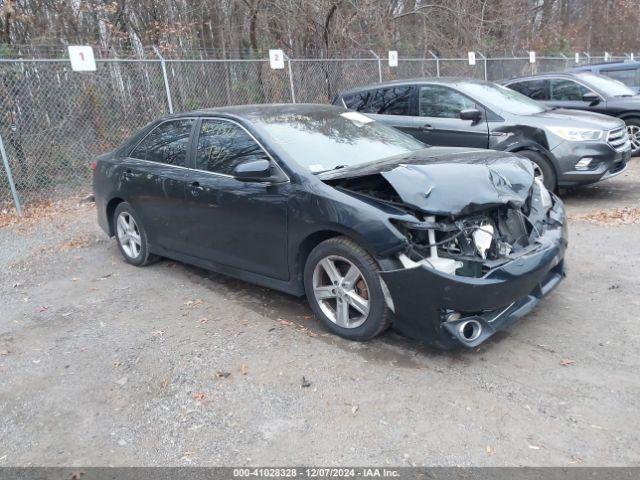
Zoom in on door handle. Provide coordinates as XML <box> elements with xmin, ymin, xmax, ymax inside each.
<box><xmin>189</xmin><ymin>181</ymin><xmax>204</xmax><ymax>196</ymax></box>
<box><xmin>122</xmin><ymin>169</ymin><xmax>134</xmax><ymax>180</ymax></box>
<box><xmin>420</xmin><ymin>124</ymin><xmax>434</xmax><ymax>131</ymax></box>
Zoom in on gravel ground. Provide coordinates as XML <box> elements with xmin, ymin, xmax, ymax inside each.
<box><xmin>1</xmin><ymin>162</ymin><xmax>639</xmax><ymax>467</ymax></box>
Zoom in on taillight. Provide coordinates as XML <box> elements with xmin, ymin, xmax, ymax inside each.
<box><xmin>90</xmin><ymin>161</ymin><xmax>97</xmax><ymax>171</ymax></box>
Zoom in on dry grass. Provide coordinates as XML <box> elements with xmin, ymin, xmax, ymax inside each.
<box><xmin>571</xmin><ymin>207</ymin><xmax>640</xmax><ymax>226</ymax></box>
<box><xmin>0</xmin><ymin>197</ymin><xmax>95</xmax><ymax>231</ymax></box>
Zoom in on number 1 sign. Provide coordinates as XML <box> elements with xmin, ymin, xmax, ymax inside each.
<box><xmin>69</xmin><ymin>46</ymin><xmax>97</xmax><ymax>72</ymax></box>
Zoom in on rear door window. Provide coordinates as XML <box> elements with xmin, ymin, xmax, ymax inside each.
<box><xmin>130</xmin><ymin>119</ymin><xmax>194</xmax><ymax>167</ymax></box>
<box><xmin>418</xmin><ymin>85</ymin><xmax>476</xmax><ymax>118</ymax></box>
<box><xmin>195</xmin><ymin>119</ymin><xmax>269</xmax><ymax>175</ymax></box>
<box><xmin>508</xmin><ymin>79</ymin><xmax>549</xmax><ymax>100</ymax></box>
<box><xmin>549</xmin><ymin>79</ymin><xmax>591</xmax><ymax>101</ymax></box>
<box><xmin>349</xmin><ymin>87</ymin><xmax>413</xmax><ymax>115</ymax></box>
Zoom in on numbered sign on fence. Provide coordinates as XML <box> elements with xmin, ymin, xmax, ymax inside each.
<box><xmin>68</xmin><ymin>46</ymin><xmax>97</xmax><ymax>72</ymax></box>
<box><xmin>468</xmin><ymin>52</ymin><xmax>476</xmax><ymax>66</ymax></box>
<box><xmin>269</xmin><ymin>49</ymin><xmax>285</xmax><ymax>69</ymax></box>
<box><xmin>529</xmin><ymin>51</ymin><xmax>536</xmax><ymax>63</ymax></box>
<box><xmin>388</xmin><ymin>51</ymin><xmax>398</xmax><ymax>67</ymax></box>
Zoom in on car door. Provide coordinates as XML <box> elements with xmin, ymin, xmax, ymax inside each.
<box><xmin>547</xmin><ymin>78</ymin><xmax>602</xmax><ymax>111</ymax></box>
<box><xmin>123</xmin><ymin>118</ymin><xmax>195</xmax><ymax>253</ymax></box>
<box><xmin>407</xmin><ymin>84</ymin><xmax>489</xmax><ymax>148</ymax></box>
<box><xmin>182</xmin><ymin>118</ymin><xmax>289</xmax><ymax>280</ymax></box>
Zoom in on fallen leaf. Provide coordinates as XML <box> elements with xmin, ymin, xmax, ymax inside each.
<box><xmin>0</xmin><ymin>350</ymin><xmax>9</xmax><ymax>356</ymax></box>
<box><xmin>193</xmin><ymin>392</ymin><xmax>206</xmax><ymax>401</ymax></box>
<box><xmin>351</xmin><ymin>405</ymin><xmax>359</xmax><ymax>414</ymax></box>
<box><xmin>529</xmin><ymin>445</ymin><xmax>541</xmax><ymax>450</ymax></box>
<box><xmin>38</xmin><ymin>306</ymin><xmax>48</xmax><ymax>312</ymax></box>
<box><xmin>240</xmin><ymin>364</ymin><xmax>248</xmax><ymax>375</ymax></box>
<box><xmin>560</xmin><ymin>359</ymin><xmax>575</xmax><ymax>366</ymax></box>
<box><xmin>569</xmin><ymin>455</ymin><xmax>584</xmax><ymax>464</ymax></box>
<box><xmin>278</xmin><ymin>319</ymin><xmax>294</xmax><ymax>326</ymax></box>
<box><xmin>215</xmin><ymin>371</ymin><xmax>230</xmax><ymax>378</ymax></box>
<box><xmin>151</xmin><ymin>329</ymin><xmax>165</xmax><ymax>336</ymax></box>
<box><xmin>301</xmin><ymin>376</ymin><xmax>311</xmax><ymax>388</ymax></box>
<box><xmin>198</xmin><ymin>317</ymin><xmax>209</xmax><ymax>324</ymax></box>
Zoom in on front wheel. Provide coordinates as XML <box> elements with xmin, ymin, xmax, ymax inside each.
<box><xmin>623</xmin><ymin>117</ymin><xmax>640</xmax><ymax>156</ymax></box>
<box><xmin>517</xmin><ymin>150</ymin><xmax>557</xmax><ymax>191</ymax></box>
<box><xmin>303</xmin><ymin>237</ymin><xmax>391</xmax><ymax>341</ymax></box>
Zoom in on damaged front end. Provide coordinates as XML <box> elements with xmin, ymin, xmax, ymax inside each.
<box><xmin>323</xmin><ymin>152</ymin><xmax>568</xmax><ymax>349</ymax></box>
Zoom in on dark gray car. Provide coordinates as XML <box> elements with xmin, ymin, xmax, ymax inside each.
<box><xmin>334</xmin><ymin>78</ymin><xmax>631</xmax><ymax>190</ymax></box>
<box><xmin>502</xmin><ymin>72</ymin><xmax>640</xmax><ymax>153</ymax></box>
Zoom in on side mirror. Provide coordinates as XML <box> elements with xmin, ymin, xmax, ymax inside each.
<box><xmin>233</xmin><ymin>158</ymin><xmax>285</xmax><ymax>183</ymax></box>
<box><xmin>459</xmin><ymin>108</ymin><xmax>482</xmax><ymax>122</ymax></box>
<box><xmin>582</xmin><ymin>92</ymin><xmax>600</xmax><ymax>105</ymax></box>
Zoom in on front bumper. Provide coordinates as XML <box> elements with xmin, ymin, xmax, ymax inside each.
<box><xmin>380</xmin><ymin>200</ymin><xmax>567</xmax><ymax>350</ymax></box>
<box><xmin>551</xmin><ymin>140</ymin><xmax>631</xmax><ymax>187</ymax></box>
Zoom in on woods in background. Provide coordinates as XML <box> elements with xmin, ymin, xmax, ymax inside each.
<box><xmin>0</xmin><ymin>0</ymin><xmax>639</xmax><ymax>58</ymax></box>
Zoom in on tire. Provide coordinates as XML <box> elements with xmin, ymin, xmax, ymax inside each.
<box><xmin>623</xmin><ymin>117</ymin><xmax>640</xmax><ymax>156</ymax></box>
<box><xmin>517</xmin><ymin>150</ymin><xmax>557</xmax><ymax>191</ymax></box>
<box><xmin>303</xmin><ymin>236</ymin><xmax>391</xmax><ymax>341</ymax></box>
<box><xmin>112</xmin><ymin>202</ymin><xmax>156</xmax><ymax>266</ymax></box>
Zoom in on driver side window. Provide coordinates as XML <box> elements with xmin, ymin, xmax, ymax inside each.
<box><xmin>418</xmin><ymin>85</ymin><xmax>476</xmax><ymax>118</ymax></box>
<box><xmin>550</xmin><ymin>79</ymin><xmax>591</xmax><ymax>101</ymax></box>
<box><xmin>195</xmin><ymin>119</ymin><xmax>269</xmax><ymax>175</ymax></box>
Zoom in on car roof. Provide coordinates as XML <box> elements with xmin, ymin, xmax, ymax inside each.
<box><xmin>503</xmin><ymin>71</ymin><xmax>588</xmax><ymax>83</ymax></box>
<box><xmin>162</xmin><ymin>103</ymin><xmax>347</xmax><ymax>122</ymax></box>
<box><xmin>337</xmin><ymin>77</ymin><xmax>491</xmax><ymax>96</ymax></box>
<box><xmin>570</xmin><ymin>60</ymin><xmax>640</xmax><ymax>70</ymax></box>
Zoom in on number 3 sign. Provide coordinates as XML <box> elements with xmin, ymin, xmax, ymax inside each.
<box><xmin>69</xmin><ymin>46</ymin><xmax>97</xmax><ymax>72</ymax></box>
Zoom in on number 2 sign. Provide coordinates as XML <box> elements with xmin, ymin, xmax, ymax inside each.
<box><xmin>269</xmin><ymin>49</ymin><xmax>285</xmax><ymax>70</ymax></box>
<box><xmin>69</xmin><ymin>46</ymin><xmax>97</xmax><ymax>72</ymax></box>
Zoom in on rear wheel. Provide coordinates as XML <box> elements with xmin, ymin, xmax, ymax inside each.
<box><xmin>112</xmin><ymin>202</ymin><xmax>156</xmax><ymax>266</ymax></box>
<box><xmin>303</xmin><ymin>237</ymin><xmax>391</xmax><ymax>341</ymax></box>
<box><xmin>517</xmin><ymin>150</ymin><xmax>557</xmax><ymax>191</ymax></box>
<box><xmin>623</xmin><ymin>117</ymin><xmax>640</xmax><ymax>156</ymax></box>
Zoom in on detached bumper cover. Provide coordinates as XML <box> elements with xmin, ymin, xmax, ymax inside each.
<box><xmin>380</xmin><ymin>202</ymin><xmax>567</xmax><ymax>349</ymax></box>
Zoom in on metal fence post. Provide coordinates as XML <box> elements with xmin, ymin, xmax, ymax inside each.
<box><xmin>477</xmin><ymin>52</ymin><xmax>488</xmax><ymax>80</ymax></box>
<box><xmin>0</xmin><ymin>133</ymin><xmax>22</xmax><ymax>216</ymax></box>
<box><xmin>283</xmin><ymin>53</ymin><xmax>296</xmax><ymax>103</ymax></box>
<box><xmin>429</xmin><ymin>51</ymin><xmax>440</xmax><ymax>77</ymax></box>
<box><xmin>153</xmin><ymin>47</ymin><xmax>174</xmax><ymax>114</ymax></box>
<box><xmin>369</xmin><ymin>50</ymin><xmax>382</xmax><ymax>83</ymax></box>
<box><xmin>582</xmin><ymin>52</ymin><xmax>591</xmax><ymax>65</ymax></box>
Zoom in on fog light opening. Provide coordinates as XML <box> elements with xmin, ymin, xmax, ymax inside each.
<box><xmin>458</xmin><ymin>320</ymin><xmax>482</xmax><ymax>342</ymax></box>
<box><xmin>575</xmin><ymin>158</ymin><xmax>593</xmax><ymax>171</ymax></box>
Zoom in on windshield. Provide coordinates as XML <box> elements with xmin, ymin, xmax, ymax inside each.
<box><xmin>252</xmin><ymin>110</ymin><xmax>425</xmax><ymax>172</ymax></box>
<box><xmin>576</xmin><ymin>72</ymin><xmax>636</xmax><ymax>96</ymax></box>
<box><xmin>458</xmin><ymin>82</ymin><xmax>547</xmax><ymax>115</ymax></box>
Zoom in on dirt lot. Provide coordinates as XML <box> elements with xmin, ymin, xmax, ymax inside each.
<box><xmin>1</xmin><ymin>162</ymin><xmax>639</xmax><ymax>467</ymax></box>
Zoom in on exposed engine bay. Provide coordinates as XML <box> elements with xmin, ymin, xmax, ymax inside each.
<box><xmin>324</xmin><ymin>162</ymin><xmax>557</xmax><ymax>279</ymax></box>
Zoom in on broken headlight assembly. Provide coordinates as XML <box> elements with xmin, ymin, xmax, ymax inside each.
<box><xmin>392</xmin><ymin>198</ymin><xmax>548</xmax><ymax>279</ymax></box>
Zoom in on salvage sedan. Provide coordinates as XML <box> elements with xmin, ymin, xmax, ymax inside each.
<box><xmin>93</xmin><ymin>105</ymin><xmax>567</xmax><ymax>349</ymax></box>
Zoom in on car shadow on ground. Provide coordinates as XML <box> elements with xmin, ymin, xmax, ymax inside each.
<box><xmin>175</xmin><ymin>259</ymin><xmax>506</xmax><ymax>365</ymax></box>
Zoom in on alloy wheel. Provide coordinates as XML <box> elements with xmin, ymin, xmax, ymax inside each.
<box><xmin>626</xmin><ymin>125</ymin><xmax>640</xmax><ymax>151</ymax></box>
<box><xmin>116</xmin><ymin>211</ymin><xmax>142</xmax><ymax>259</ymax></box>
<box><xmin>312</xmin><ymin>255</ymin><xmax>370</xmax><ymax>328</ymax></box>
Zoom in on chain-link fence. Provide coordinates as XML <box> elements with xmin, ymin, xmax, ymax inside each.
<box><xmin>0</xmin><ymin>52</ymin><xmax>636</xmax><ymax>215</ymax></box>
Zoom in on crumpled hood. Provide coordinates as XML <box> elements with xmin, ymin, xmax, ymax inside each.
<box><xmin>321</xmin><ymin>147</ymin><xmax>535</xmax><ymax>216</ymax></box>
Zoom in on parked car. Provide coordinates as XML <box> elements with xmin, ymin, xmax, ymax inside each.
<box><xmin>569</xmin><ymin>60</ymin><xmax>640</xmax><ymax>93</ymax></box>
<box><xmin>333</xmin><ymin>78</ymin><xmax>631</xmax><ymax>191</ymax></box>
<box><xmin>503</xmin><ymin>71</ymin><xmax>640</xmax><ymax>154</ymax></box>
<box><xmin>93</xmin><ymin>104</ymin><xmax>567</xmax><ymax>350</ymax></box>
